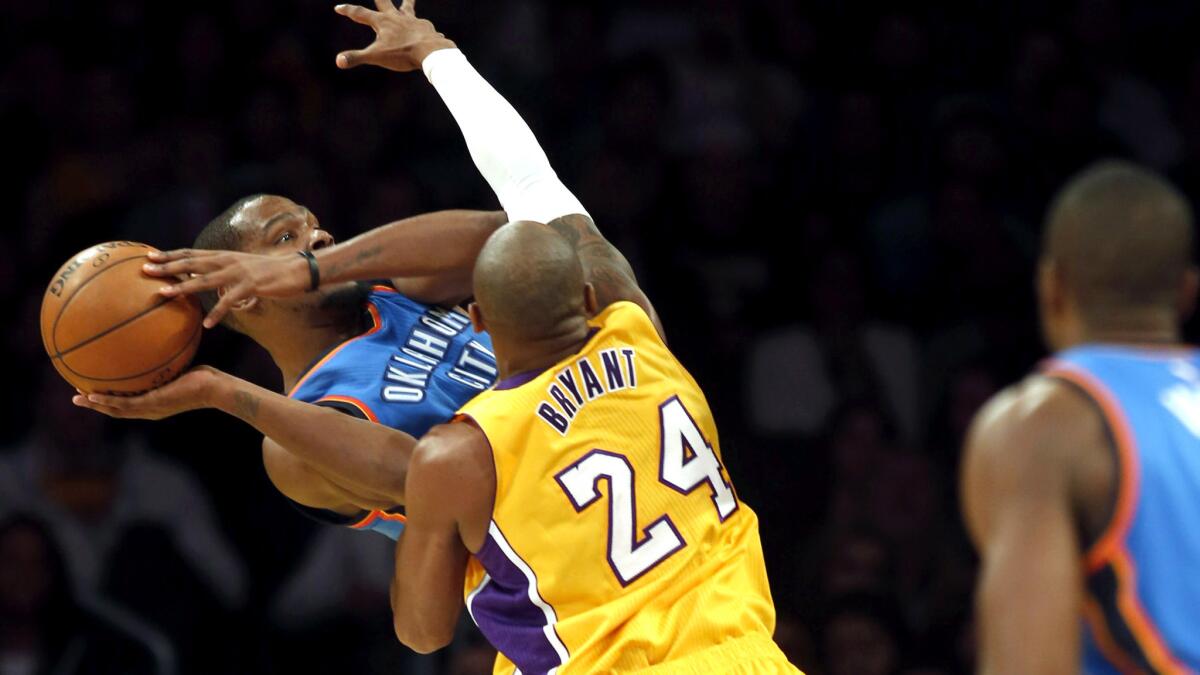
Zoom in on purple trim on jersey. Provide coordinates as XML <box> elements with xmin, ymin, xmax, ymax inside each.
<box><xmin>493</xmin><ymin>369</ymin><xmax>544</xmax><ymax>391</ymax></box>
<box><xmin>492</xmin><ymin>328</ymin><xmax>602</xmax><ymax>391</ymax></box>
<box><xmin>470</xmin><ymin>531</ymin><xmax>565</xmax><ymax>675</ymax></box>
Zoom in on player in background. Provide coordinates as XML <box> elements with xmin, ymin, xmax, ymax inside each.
<box><xmin>75</xmin><ymin>199</ymin><xmax>507</xmax><ymax>539</ymax></box>
<box><xmin>329</xmin><ymin>1</ymin><xmax>800</xmax><ymax>672</ymax></box>
<box><xmin>962</xmin><ymin>161</ymin><xmax>1200</xmax><ymax>674</ymax></box>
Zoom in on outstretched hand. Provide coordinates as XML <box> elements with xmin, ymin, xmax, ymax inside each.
<box><xmin>143</xmin><ymin>249</ymin><xmax>310</xmax><ymax>328</ymax></box>
<box><xmin>71</xmin><ymin>366</ymin><xmax>227</xmax><ymax>421</ymax></box>
<box><xmin>334</xmin><ymin>0</ymin><xmax>456</xmax><ymax>72</ymax></box>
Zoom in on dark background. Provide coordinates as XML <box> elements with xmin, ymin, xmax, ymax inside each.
<box><xmin>2</xmin><ymin>1</ymin><xmax>1199</xmax><ymax>674</ymax></box>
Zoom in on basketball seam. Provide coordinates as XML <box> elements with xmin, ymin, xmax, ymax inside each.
<box><xmin>53</xmin><ymin>295</ymin><xmax>178</xmax><ymax>359</ymax></box>
<box><xmin>54</xmin><ymin>318</ymin><xmax>202</xmax><ymax>383</ymax></box>
<box><xmin>51</xmin><ymin>254</ymin><xmax>158</xmax><ymax>355</ymax></box>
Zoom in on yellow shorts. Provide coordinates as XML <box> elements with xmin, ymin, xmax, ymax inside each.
<box><xmin>640</xmin><ymin>633</ymin><xmax>803</xmax><ymax>675</ymax></box>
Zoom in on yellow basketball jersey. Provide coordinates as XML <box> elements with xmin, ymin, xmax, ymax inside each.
<box><xmin>456</xmin><ymin>301</ymin><xmax>799</xmax><ymax>674</ymax></box>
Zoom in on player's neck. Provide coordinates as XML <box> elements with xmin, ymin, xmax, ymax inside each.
<box><xmin>494</xmin><ymin>318</ymin><xmax>593</xmax><ymax>381</ymax></box>
<box><xmin>1075</xmin><ymin>312</ymin><xmax>1183</xmax><ymax>349</ymax></box>
<box><xmin>260</xmin><ymin>284</ymin><xmax>370</xmax><ymax>391</ymax></box>
<box><xmin>265</xmin><ymin>316</ymin><xmax>365</xmax><ymax>393</ymax></box>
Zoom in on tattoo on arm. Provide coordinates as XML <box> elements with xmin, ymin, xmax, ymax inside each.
<box><xmin>324</xmin><ymin>244</ymin><xmax>384</xmax><ymax>280</ymax></box>
<box><xmin>232</xmin><ymin>391</ymin><xmax>261</xmax><ymax>421</ymax></box>
<box><xmin>547</xmin><ymin>215</ymin><xmax>640</xmax><ymax>307</ymax></box>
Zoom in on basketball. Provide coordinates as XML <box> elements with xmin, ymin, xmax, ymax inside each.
<box><xmin>40</xmin><ymin>241</ymin><xmax>203</xmax><ymax>395</ymax></box>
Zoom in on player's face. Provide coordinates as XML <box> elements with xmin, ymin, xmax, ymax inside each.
<box><xmin>237</xmin><ymin>196</ymin><xmax>335</xmax><ymax>257</ymax></box>
<box><xmin>230</xmin><ymin>196</ymin><xmax>362</xmax><ymax>323</ymax></box>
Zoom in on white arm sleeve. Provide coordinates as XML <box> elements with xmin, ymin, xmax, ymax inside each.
<box><xmin>423</xmin><ymin>48</ymin><xmax>589</xmax><ymax>224</ymax></box>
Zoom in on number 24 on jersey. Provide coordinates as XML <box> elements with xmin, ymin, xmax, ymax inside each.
<box><xmin>554</xmin><ymin>396</ymin><xmax>739</xmax><ymax>586</ymax></box>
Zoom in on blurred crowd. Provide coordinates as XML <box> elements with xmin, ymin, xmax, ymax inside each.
<box><xmin>3</xmin><ymin>0</ymin><xmax>1200</xmax><ymax>674</ymax></box>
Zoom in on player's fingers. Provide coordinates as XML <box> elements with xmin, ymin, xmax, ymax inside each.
<box><xmin>337</xmin><ymin>47</ymin><xmax>377</xmax><ymax>69</ymax></box>
<box><xmin>147</xmin><ymin>248</ymin><xmax>192</xmax><ymax>263</ymax></box>
<box><xmin>88</xmin><ymin>392</ymin><xmax>164</xmax><ymax>418</ymax></box>
<box><xmin>374</xmin><ymin>0</ymin><xmax>397</xmax><ymax>12</ymax></box>
<box><xmin>335</xmin><ymin>4</ymin><xmax>378</xmax><ymax>27</ymax></box>
<box><xmin>86</xmin><ymin>392</ymin><xmax>134</xmax><ymax>408</ymax></box>
<box><xmin>203</xmin><ymin>288</ymin><xmax>245</xmax><ymax>328</ymax></box>
<box><xmin>73</xmin><ymin>395</ymin><xmax>127</xmax><ymax>418</ymax></box>
<box><xmin>143</xmin><ymin>256</ymin><xmax>223</xmax><ymax>279</ymax></box>
<box><xmin>146</xmin><ymin>248</ymin><xmax>220</xmax><ymax>263</ymax></box>
<box><xmin>158</xmin><ymin>271</ymin><xmax>227</xmax><ymax>298</ymax></box>
<box><xmin>399</xmin><ymin>0</ymin><xmax>415</xmax><ymax>15</ymax></box>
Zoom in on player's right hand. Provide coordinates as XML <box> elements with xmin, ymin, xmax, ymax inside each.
<box><xmin>72</xmin><ymin>366</ymin><xmax>225</xmax><ymax>421</ymax></box>
<box><xmin>333</xmin><ymin>0</ymin><xmax>456</xmax><ymax>72</ymax></box>
<box><xmin>143</xmin><ymin>249</ymin><xmax>310</xmax><ymax>328</ymax></box>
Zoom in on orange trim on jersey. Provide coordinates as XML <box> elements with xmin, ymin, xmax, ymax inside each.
<box><xmin>371</xmin><ymin>284</ymin><xmax>398</xmax><ymax>294</ymax></box>
<box><xmin>1042</xmin><ymin>363</ymin><xmax>1139</xmax><ymax>573</ymax></box>
<box><xmin>288</xmin><ymin>303</ymin><xmax>384</xmax><ymax>398</ymax></box>
<box><xmin>1082</xmin><ymin>596</ymin><xmax>1144</xmax><ymax>675</ymax></box>
<box><xmin>1111</xmin><ymin>548</ymin><xmax>1189</xmax><ymax>674</ymax></box>
<box><xmin>1045</xmin><ymin>362</ymin><xmax>1187</xmax><ymax>674</ymax></box>
<box><xmin>351</xmin><ymin>511</ymin><xmax>378</xmax><ymax>529</ymax></box>
<box><xmin>316</xmin><ymin>395</ymin><xmax>380</xmax><ymax>423</ymax></box>
<box><xmin>351</xmin><ymin>509</ymin><xmax>407</xmax><ymax>529</ymax></box>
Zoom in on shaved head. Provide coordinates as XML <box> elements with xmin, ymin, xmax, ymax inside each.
<box><xmin>190</xmin><ymin>195</ymin><xmax>267</xmax><ymax>327</ymax></box>
<box><xmin>1044</xmin><ymin>160</ymin><xmax>1195</xmax><ymax>320</ymax></box>
<box><xmin>473</xmin><ymin>221</ymin><xmax>589</xmax><ymax>341</ymax></box>
<box><xmin>195</xmin><ymin>194</ymin><xmax>267</xmax><ymax>253</ymax></box>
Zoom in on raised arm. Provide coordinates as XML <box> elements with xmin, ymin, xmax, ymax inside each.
<box><xmin>961</xmin><ymin>378</ymin><xmax>1094</xmax><ymax>675</ymax></box>
<box><xmin>544</xmin><ymin>214</ymin><xmax>664</xmax><ymax>338</ymax></box>
<box><xmin>334</xmin><ymin>0</ymin><xmax>665</xmax><ymax>338</ymax></box>
<box><xmin>73</xmin><ymin>367</ymin><xmax>417</xmax><ymax>508</ymax></box>
<box><xmin>321</xmin><ymin>209</ymin><xmax>507</xmax><ymax>305</ymax></box>
<box><xmin>148</xmin><ymin>209</ymin><xmax>506</xmax><ymax>328</ymax></box>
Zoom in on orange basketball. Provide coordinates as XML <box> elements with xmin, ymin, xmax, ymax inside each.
<box><xmin>40</xmin><ymin>241</ymin><xmax>203</xmax><ymax>395</ymax></box>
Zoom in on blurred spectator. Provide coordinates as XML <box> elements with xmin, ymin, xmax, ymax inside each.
<box><xmin>0</xmin><ymin>371</ymin><xmax>247</xmax><ymax>673</ymax></box>
<box><xmin>1071</xmin><ymin>0</ymin><xmax>1183</xmax><ymax>170</ymax></box>
<box><xmin>821</xmin><ymin>527</ymin><xmax>896</xmax><ymax>599</ymax></box>
<box><xmin>745</xmin><ymin>251</ymin><xmax>920</xmax><ymax>441</ymax></box>
<box><xmin>823</xmin><ymin>401</ymin><xmax>899</xmax><ymax>530</ymax></box>
<box><xmin>0</xmin><ymin>513</ymin><xmax>175</xmax><ymax>675</ymax></box>
<box><xmin>5</xmin><ymin>0</ymin><xmax>1200</xmax><ymax>671</ymax></box>
<box><xmin>0</xmin><ymin>371</ymin><xmax>247</xmax><ymax>604</ymax></box>
<box><xmin>270</xmin><ymin>527</ymin><xmax>436</xmax><ymax>674</ymax></box>
<box><xmin>927</xmin><ymin>363</ymin><xmax>1001</xmax><ymax>474</ymax></box>
<box><xmin>820</xmin><ymin>593</ymin><xmax>907</xmax><ymax>675</ymax></box>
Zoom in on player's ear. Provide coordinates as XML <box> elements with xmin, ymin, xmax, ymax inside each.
<box><xmin>1037</xmin><ymin>258</ymin><xmax>1065</xmax><ymax>314</ymax></box>
<box><xmin>217</xmin><ymin>286</ymin><xmax>260</xmax><ymax>315</ymax></box>
<box><xmin>583</xmin><ymin>283</ymin><xmax>599</xmax><ymax>317</ymax></box>
<box><xmin>1179</xmin><ymin>265</ymin><xmax>1199</xmax><ymax>321</ymax></box>
<box><xmin>468</xmin><ymin>302</ymin><xmax>487</xmax><ymax>334</ymax></box>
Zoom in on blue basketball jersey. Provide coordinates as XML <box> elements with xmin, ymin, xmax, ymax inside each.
<box><xmin>288</xmin><ymin>284</ymin><xmax>498</xmax><ymax>539</ymax></box>
<box><xmin>1045</xmin><ymin>345</ymin><xmax>1200</xmax><ymax>674</ymax></box>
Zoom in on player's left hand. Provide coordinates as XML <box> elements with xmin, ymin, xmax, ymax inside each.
<box><xmin>333</xmin><ymin>0</ymin><xmax>456</xmax><ymax>72</ymax></box>
<box><xmin>144</xmin><ymin>249</ymin><xmax>310</xmax><ymax>328</ymax></box>
<box><xmin>72</xmin><ymin>366</ymin><xmax>225</xmax><ymax>420</ymax></box>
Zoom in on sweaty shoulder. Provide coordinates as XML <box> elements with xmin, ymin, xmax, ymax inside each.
<box><xmin>971</xmin><ymin>375</ymin><xmax>1104</xmax><ymax>452</ymax></box>
<box><xmin>963</xmin><ymin>374</ymin><xmax>1116</xmax><ymax>547</ymax></box>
